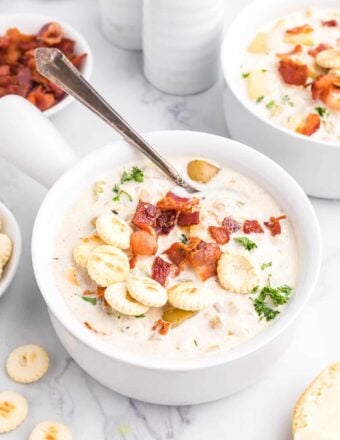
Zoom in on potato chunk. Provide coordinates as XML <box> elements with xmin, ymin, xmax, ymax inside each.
<box><xmin>162</xmin><ymin>308</ymin><xmax>197</xmax><ymax>328</ymax></box>
<box><xmin>187</xmin><ymin>160</ymin><xmax>220</xmax><ymax>183</ymax></box>
<box><xmin>247</xmin><ymin>32</ymin><xmax>268</xmax><ymax>53</ymax></box>
<box><xmin>246</xmin><ymin>70</ymin><xmax>267</xmax><ymax>100</ymax></box>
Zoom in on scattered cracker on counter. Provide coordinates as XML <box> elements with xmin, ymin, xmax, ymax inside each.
<box><xmin>29</xmin><ymin>420</ymin><xmax>73</xmax><ymax>440</ymax></box>
<box><xmin>292</xmin><ymin>362</ymin><xmax>340</xmax><ymax>440</ymax></box>
<box><xmin>6</xmin><ymin>344</ymin><xmax>49</xmax><ymax>384</ymax></box>
<box><xmin>0</xmin><ymin>217</ymin><xmax>13</xmax><ymax>280</ymax></box>
<box><xmin>0</xmin><ymin>391</ymin><xmax>28</xmax><ymax>433</ymax></box>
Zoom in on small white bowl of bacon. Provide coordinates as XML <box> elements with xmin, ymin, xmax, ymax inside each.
<box><xmin>223</xmin><ymin>0</ymin><xmax>340</xmax><ymax>199</ymax></box>
<box><xmin>0</xmin><ymin>13</ymin><xmax>93</xmax><ymax>116</ymax></box>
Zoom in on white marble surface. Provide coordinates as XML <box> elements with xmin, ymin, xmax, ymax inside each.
<box><xmin>0</xmin><ymin>0</ymin><xmax>340</xmax><ymax>439</ymax></box>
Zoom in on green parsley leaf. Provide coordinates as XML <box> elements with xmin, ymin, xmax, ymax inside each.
<box><xmin>234</xmin><ymin>236</ymin><xmax>257</xmax><ymax>251</ymax></box>
<box><xmin>253</xmin><ymin>297</ymin><xmax>280</xmax><ymax>321</ymax></box>
<box><xmin>251</xmin><ymin>286</ymin><xmax>259</xmax><ymax>294</ymax></box>
<box><xmin>252</xmin><ymin>284</ymin><xmax>293</xmax><ymax>321</ymax></box>
<box><xmin>282</xmin><ymin>94</ymin><xmax>294</xmax><ymax>107</ymax></box>
<box><xmin>121</xmin><ymin>166</ymin><xmax>144</xmax><ymax>184</ymax></box>
<box><xmin>193</xmin><ymin>339</ymin><xmax>198</xmax><ymax>347</ymax></box>
<box><xmin>113</xmin><ymin>189</ymin><xmax>133</xmax><ymax>202</ymax></box>
<box><xmin>135</xmin><ymin>314</ymin><xmax>145</xmax><ymax>318</ymax></box>
<box><xmin>112</xmin><ymin>184</ymin><xmax>120</xmax><ymax>194</ymax></box>
<box><xmin>261</xmin><ymin>262</ymin><xmax>272</xmax><ymax>270</ymax></box>
<box><xmin>261</xmin><ymin>69</ymin><xmax>268</xmax><ymax>73</ymax></box>
<box><xmin>315</xmin><ymin>106</ymin><xmax>330</xmax><ymax>118</ymax></box>
<box><xmin>180</xmin><ymin>234</ymin><xmax>189</xmax><ymax>245</ymax></box>
<box><xmin>256</xmin><ymin>96</ymin><xmax>264</xmax><ymax>103</ymax></box>
<box><xmin>266</xmin><ymin>100</ymin><xmax>276</xmax><ymax>110</ymax></box>
<box><xmin>242</xmin><ymin>72</ymin><xmax>250</xmax><ymax>78</ymax></box>
<box><xmin>81</xmin><ymin>296</ymin><xmax>97</xmax><ymax>306</ymax></box>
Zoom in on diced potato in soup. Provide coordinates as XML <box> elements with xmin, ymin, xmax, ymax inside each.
<box><xmin>53</xmin><ymin>157</ymin><xmax>298</xmax><ymax>359</ymax></box>
<box><xmin>240</xmin><ymin>8</ymin><xmax>340</xmax><ymax>142</ymax></box>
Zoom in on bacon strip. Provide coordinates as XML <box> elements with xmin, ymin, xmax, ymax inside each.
<box><xmin>311</xmin><ymin>74</ymin><xmax>340</xmax><ymax>111</ymax></box>
<box><xmin>322</xmin><ymin>19</ymin><xmax>338</xmax><ymax>27</ymax></box>
<box><xmin>130</xmin><ymin>225</ymin><xmax>158</xmax><ymax>255</ymax></box>
<box><xmin>243</xmin><ymin>220</ymin><xmax>264</xmax><ymax>234</ymax></box>
<box><xmin>285</xmin><ymin>24</ymin><xmax>314</xmax><ymax>35</ymax></box>
<box><xmin>164</xmin><ymin>242</ymin><xmax>187</xmax><ymax>266</ymax></box>
<box><xmin>177</xmin><ymin>211</ymin><xmax>200</xmax><ymax>227</ymax></box>
<box><xmin>264</xmin><ymin>215</ymin><xmax>287</xmax><ymax>237</ymax></box>
<box><xmin>151</xmin><ymin>257</ymin><xmax>171</xmax><ymax>286</ymax></box>
<box><xmin>308</xmin><ymin>43</ymin><xmax>331</xmax><ymax>58</ymax></box>
<box><xmin>154</xmin><ymin>209</ymin><xmax>177</xmax><ymax>235</ymax></box>
<box><xmin>278</xmin><ymin>58</ymin><xmax>308</xmax><ymax>86</ymax></box>
<box><xmin>187</xmin><ymin>238</ymin><xmax>221</xmax><ymax>281</ymax></box>
<box><xmin>208</xmin><ymin>226</ymin><xmax>230</xmax><ymax>245</ymax></box>
<box><xmin>156</xmin><ymin>191</ymin><xmax>199</xmax><ymax>212</ymax></box>
<box><xmin>132</xmin><ymin>201</ymin><xmax>158</xmax><ymax>228</ymax></box>
<box><xmin>296</xmin><ymin>113</ymin><xmax>321</xmax><ymax>136</ymax></box>
<box><xmin>277</xmin><ymin>44</ymin><xmax>302</xmax><ymax>59</ymax></box>
<box><xmin>152</xmin><ymin>319</ymin><xmax>171</xmax><ymax>335</ymax></box>
<box><xmin>222</xmin><ymin>216</ymin><xmax>241</xmax><ymax>233</ymax></box>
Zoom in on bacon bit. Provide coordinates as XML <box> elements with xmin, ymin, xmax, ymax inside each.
<box><xmin>243</xmin><ymin>220</ymin><xmax>264</xmax><ymax>234</ymax></box>
<box><xmin>322</xmin><ymin>19</ymin><xmax>338</xmax><ymax>27</ymax></box>
<box><xmin>37</xmin><ymin>22</ymin><xmax>63</xmax><ymax>45</ymax></box>
<box><xmin>154</xmin><ymin>209</ymin><xmax>177</xmax><ymax>235</ymax></box>
<box><xmin>129</xmin><ymin>255</ymin><xmax>138</xmax><ymax>269</ymax></box>
<box><xmin>130</xmin><ymin>225</ymin><xmax>158</xmax><ymax>255</ymax></box>
<box><xmin>156</xmin><ymin>191</ymin><xmax>199</xmax><ymax>212</ymax></box>
<box><xmin>208</xmin><ymin>226</ymin><xmax>230</xmax><ymax>245</ymax></box>
<box><xmin>83</xmin><ymin>287</ymin><xmax>105</xmax><ymax>298</ymax></box>
<box><xmin>152</xmin><ymin>319</ymin><xmax>171</xmax><ymax>335</ymax></box>
<box><xmin>285</xmin><ymin>24</ymin><xmax>314</xmax><ymax>35</ymax></box>
<box><xmin>151</xmin><ymin>257</ymin><xmax>172</xmax><ymax>286</ymax></box>
<box><xmin>187</xmin><ymin>238</ymin><xmax>222</xmax><ymax>281</ymax></box>
<box><xmin>278</xmin><ymin>58</ymin><xmax>309</xmax><ymax>86</ymax></box>
<box><xmin>0</xmin><ymin>23</ymin><xmax>86</xmax><ymax>111</ymax></box>
<box><xmin>311</xmin><ymin>74</ymin><xmax>340</xmax><ymax>111</ymax></box>
<box><xmin>296</xmin><ymin>113</ymin><xmax>321</xmax><ymax>136</ymax></box>
<box><xmin>222</xmin><ymin>216</ymin><xmax>241</xmax><ymax>234</ymax></box>
<box><xmin>70</xmin><ymin>53</ymin><xmax>87</xmax><ymax>70</ymax></box>
<box><xmin>177</xmin><ymin>211</ymin><xmax>200</xmax><ymax>227</ymax></box>
<box><xmin>308</xmin><ymin>43</ymin><xmax>331</xmax><ymax>58</ymax></box>
<box><xmin>264</xmin><ymin>215</ymin><xmax>287</xmax><ymax>237</ymax></box>
<box><xmin>164</xmin><ymin>242</ymin><xmax>187</xmax><ymax>266</ymax></box>
<box><xmin>132</xmin><ymin>200</ymin><xmax>158</xmax><ymax>228</ymax></box>
<box><xmin>277</xmin><ymin>44</ymin><xmax>303</xmax><ymax>59</ymax></box>
<box><xmin>84</xmin><ymin>321</ymin><xmax>107</xmax><ymax>335</ymax></box>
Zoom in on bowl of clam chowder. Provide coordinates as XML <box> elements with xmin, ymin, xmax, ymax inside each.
<box><xmin>223</xmin><ymin>0</ymin><xmax>340</xmax><ymax>199</ymax></box>
<box><xmin>30</xmin><ymin>130</ymin><xmax>321</xmax><ymax>405</ymax></box>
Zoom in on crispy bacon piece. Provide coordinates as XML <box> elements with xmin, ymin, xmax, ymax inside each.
<box><xmin>56</xmin><ymin>38</ymin><xmax>76</xmax><ymax>57</ymax></box>
<box><xmin>308</xmin><ymin>43</ymin><xmax>331</xmax><ymax>58</ymax></box>
<box><xmin>27</xmin><ymin>86</ymin><xmax>56</xmax><ymax>110</ymax></box>
<box><xmin>208</xmin><ymin>226</ymin><xmax>230</xmax><ymax>245</ymax></box>
<box><xmin>37</xmin><ymin>22</ymin><xmax>63</xmax><ymax>45</ymax></box>
<box><xmin>285</xmin><ymin>24</ymin><xmax>314</xmax><ymax>35</ymax></box>
<box><xmin>311</xmin><ymin>74</ymin><xmax>340</xmax><ymax>111</ymax></box>
<box><xmin>264</xmin><ymin>215</ymin><xmax>287</xmax><ymax>236</ymax></box>
<box><xmin>277</xmin><ymin>44</ymin><xmax>302</xmax><ymax>59</ymax></box>
<box><xmin>70</xmin><ymin>53</ymin><xmax>87</xmax><ymax>69</ymax></box>
<box><xmin>156</xmin><ymin>191</ymin><xmax>199</xmax><ymax>212</ymax></box>
<box><xmin>132</xmin><ymin>200</ymin><xmax>158</xmax><ymax>228</ymax></box>
<box><xmin>279</xmin><ymin>58</ymin><xmax>309</xmax><ymax>86</ymax></box>
<box><xmin>0</xmin><ymin>65</ymin><xmax>10</xmax><ymax>76</ymax></box>
<box><xmin>130</xmin><ymin>225</ymin><xmax>158</xmax><ymax>256</ymax></box>
<box><xmin>129</xmin><ymin>255</ymin><xmax>138</xmax><ymax>269</ymax></box>
<box><xmin>155</xmin><ymin>209</ymin><xmax>177</xmax><ymax>235</ymax></box>
<box><xmin>296</xmin><ymin>113</ymin><xmax>321</xmax><ymax>136</ymax></box>
<box><xmin>151</xmin><ymin>257</ymin><xmax>172</xmax><ymax>286</ymax></box>
<box><xmin>164</xmin><ymin>242</ymin><xmax>187</xmax><ymax>266</ymax></box>
<box><xmin>17</xmin><ymin>66</ymin><xmax>32</xmax><ymax>97</ymax></box>
<box><xmin>152</xmin><ymin>319</ymin><xmax>171</xmax><ymax>335</ymax></box>
<box><xmin>177</xmin><ymin>211</ymin><xmax>200</xmax><ymax>227</ymax></box>
<box><xmin>187</xmin><ymin>238</ymin><xmax>222</xmax><ymax>281</ymax></box>
<box><xmin>222</xmin><ymin>216</ymin><xmax>241</xmax><ymax>233</ymax></box>
<box><xmin>243</xmin><ymin>220</ymin><xmax>264</xmax><ymax>234</ymax></box>
<box><xmin>322</xmin><ymin>19</ymin><xmax>338</xmax><ymax>27</ymax></box>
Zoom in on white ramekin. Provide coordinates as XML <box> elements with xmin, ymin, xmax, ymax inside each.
<box><xmin>222</xmin><ymin>0</ymin><xmax>340</xmax><ymax>199</ymax></box>
<box><xmin>0</xmin><ymin>203</ymin><xmax>22</xmax><ymax>298</ymax></box>
<box><xmin>0</xmin><ymin>96</ymin><xmax>321</xmax><ymax>405</ymax></box>
<box><xmin>0</xmin><ymin>13</ymin><xmax>93</xmax><ymax>117</ymax></box>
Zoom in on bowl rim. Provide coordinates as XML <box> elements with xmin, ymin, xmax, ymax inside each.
<box><xmin>0</xmin><ymin>202</ymin><xmax>22</xmax><ymax>297</ymax></box>
<box><xmin>0</xmin><ymin>12</ymin><xmax>93</xmax><ymax>117</ymax></box>
<box><xmin>32</xmin><ymin>130</ymin><xmax>322</xmax><ymax>371</ymax></box>
<box><xmin>221</xmin><ymin>0</ymin><xmax>340</xmax><ymax>149</ymax></box>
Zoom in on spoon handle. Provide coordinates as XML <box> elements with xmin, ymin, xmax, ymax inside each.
<box><xmin>35</xmin><ymin>48</ymin><xmax>196</xmax><ymax>193</ymax></box>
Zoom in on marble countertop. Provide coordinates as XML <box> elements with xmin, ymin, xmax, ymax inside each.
<box><xmin>1</xmin><ymin>0</ymin><xmax>340</xmax><ymax>439</ymax></box>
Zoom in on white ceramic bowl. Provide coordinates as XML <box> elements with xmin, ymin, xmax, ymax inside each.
<box><xmin>222</xmin><ymin>0</ymin><xmax>340</xmax><ymax>199</ymax></box>
<box><xmin>0</xmin><ymin>96</ymin><xmax>321</xmax><ymax>405</ymax></box>
<box><xmin>0</xmin><ymin>203</ymin><xmax>22</xmax><ymax>298</ymax></box>
<box><xmin>0</xmin><ymin>13</ymin><xmax>93</xmax><ymax>117</ymax></box>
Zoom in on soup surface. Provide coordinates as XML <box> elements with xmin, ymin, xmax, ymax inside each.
<box><xmin>54</xmin><ymin>157</ymin><xmax>298</xmax><ymax>359</ymax></box>
<box><xmin>240</xmin><ymin>8</ymin><xmax>340</xmax><ymax>142</ymax></box>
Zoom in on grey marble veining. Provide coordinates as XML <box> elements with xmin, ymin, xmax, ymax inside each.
<box><xmin>0</xmin><ymin>0</ymin><xmax>340</xmax><ymax>439</ymax></box>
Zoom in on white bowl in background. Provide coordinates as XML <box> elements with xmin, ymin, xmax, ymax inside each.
<box><xmin>222</xmin><ymin>0</ymin><xmax>340</xmax><ymax>199</ymax></box>
<box><xmin>0</xmin><ymin>13</ymin><xmax>93</xmax><ymax>117</ymax></box>
<box><xmin>0</xmin><ymin>203</ymin><xmax>22</xmax><ymax>298</ymax></box>
<box><xmin>0</xmin><ymin>96</ymin><xmax>322</xmax><ymax>405</ymax></box>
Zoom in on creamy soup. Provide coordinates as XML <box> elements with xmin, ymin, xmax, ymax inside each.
<box><xmin>53</xmin><ymin>157</ymin><xmax>298</xmax><ymax>359</ymax></box>
<box><xmin>240</xmin><ymin>8</ymin><xmax>340</xmax><ymax>142</ymax></box>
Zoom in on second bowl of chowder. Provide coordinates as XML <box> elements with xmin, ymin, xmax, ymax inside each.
<box><xmin>223</xmin><ymin>0</ymin><xmax>340</xmax><ymax>199</ymax></box>
<box><xmin>26</xmin><ymin>127</ymin><xmax>321</xmax><ymax>405</ymax></box>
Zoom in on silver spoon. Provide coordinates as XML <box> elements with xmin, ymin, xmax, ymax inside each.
<box><xmin>34</xmin><ymin>48</ymin><xmax>196</xmax><ymax>194</ymax></box>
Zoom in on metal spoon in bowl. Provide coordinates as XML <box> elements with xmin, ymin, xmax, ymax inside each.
<box><xmin>34</xmin><ymin>48</ymin><xmax>197</xmax><ymax>194</ymax></box>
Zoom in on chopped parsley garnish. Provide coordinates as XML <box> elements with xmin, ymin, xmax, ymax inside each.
<box><xmin>234</xmin><ymin>236</ymin><xmax>257</xmax><ymax>251</ymax></box>
<box><xmin>261</xmin><ymin>262</ymin><xmax>272</xmax><ymax>270</ymax></box>
<box><xmin>256</xmin><ymin>96</ymin><xmax>264</xmax><ymax>103</ymax></box>
<box><xmin>121</xmin><ymin>166</ymin><xmax>144</xmax><ymax>184</ymax></box>
<box><xmin>315</xmin><ymin>106</ymin><xmax>330</xmax><ymax>118</ymax></box>
<box><xmin>242</xmin><ymin>72</ymin><xmax>250</xmax><ymax>78</ymax></box>
<box><xmin>252</xmin><ymin>286</ymin><xmax>259</xmax><ymax>293</ymax></box>
<box><xmin>282</xmin><ymin>94</ymin><xmax>294</xmax><ymax>107</ymax></box>
<box><xmin>252</xmin><ymin>284</ymin><xmax>293</xmax><ymax>321</ymax></box>
<box><xmin>135</xmin><ymin>314</ymin><xmax>145</xmax><ymax>318</ymax></box>
<box><xmin>81</xmin><ymin>296</ymin><xmax>97</xmax><ymax>306</ymax></box>
<box><xmin>112</xmin><ymin>184</ymin><xmax>132</xmax><ymax>202</ymax></box>
<box><xmin>193</xmin><ymin>339</ymin><xmax>198</xmax><ymax>347</ymax></box>
<box><xmin>261</xmin><ymin>69</ymin><xmax>268</xmax><ymax>73</ymax></box>
<box><xmin>180</xmin><ymin>233</ymin><xmax>189</xmax><ymax>245</ymax></box>
<box><xmin>266</xmin><ymin>100</ymin><xmax>276</xmax><ymax>110</ymax></box>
